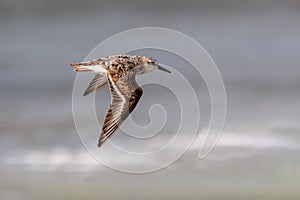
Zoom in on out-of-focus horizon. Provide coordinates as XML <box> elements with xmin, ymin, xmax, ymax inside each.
<box><xmin>1</xmin><ymin>0</ymin><xmax>300</xmax><ymax>199</ymax></box>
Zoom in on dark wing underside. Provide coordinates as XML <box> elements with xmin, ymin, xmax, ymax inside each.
<box><xmin>97</xmin><ymin>72</ymin><xmax>143</xmax><ymax>148</ymax></box>
<box><xmin>83</xmin><ymin>74</ymin><xmax>108</xmax><ymax>96</ymax></box>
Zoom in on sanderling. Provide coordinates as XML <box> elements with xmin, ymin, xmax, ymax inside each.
<box><xmin>71</xmin><ymin>55</ymin><xmax>171</xmax><ymax>148</ymax></box>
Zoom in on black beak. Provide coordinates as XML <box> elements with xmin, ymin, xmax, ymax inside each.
<box><xmin>157</xmin><ymin>65</ymin><xmax>171</xmax><ymax>73</ymax></box>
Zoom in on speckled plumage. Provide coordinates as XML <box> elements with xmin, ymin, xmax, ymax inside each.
<box><xmin>71</xmin><ymin>54</ymin><xmax>171</xmax><ymax>148</ymax></box>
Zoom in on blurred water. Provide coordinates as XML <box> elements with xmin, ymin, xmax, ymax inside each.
<box><xmin>1</xmin><ymin>0</ymin><xmax>300</xmax><ymax>199</ymax></box>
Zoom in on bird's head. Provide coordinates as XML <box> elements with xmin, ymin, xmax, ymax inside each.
<box><xmin>140</xmin><ymin>56</ymin><xmax>171</xmax><ymax>74</ymax></box>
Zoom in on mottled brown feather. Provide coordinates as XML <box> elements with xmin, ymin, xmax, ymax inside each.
<box><xmin>97</xmin><ymin>71</ymin><xmax>143</xmax><ymax>147</ymax></box>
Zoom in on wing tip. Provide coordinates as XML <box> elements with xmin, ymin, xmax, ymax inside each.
<box><xmin>82</xmin><ymin>91</ymin><xmax>88</xmax><ymax>96</ymax></box>
<box><xmin>82</xmin><ymin>74</ymin><xmax>108</xmax><ymax>96</ymax></box>
<box><xmin>97</xmin><ymin>137</ymin><xmax>105</xmax><ymax>148</ymax></box>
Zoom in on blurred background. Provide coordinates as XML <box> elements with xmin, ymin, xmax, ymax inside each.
<box><xmin>1</xmin><ymin>0</ymin><xmax>300</xmax><ymax>199</ymax></box>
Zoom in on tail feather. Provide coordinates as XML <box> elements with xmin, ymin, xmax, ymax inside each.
<box><xmin>70</xmin><ymin>62</ymin><xmax>93</xmax><ymax>72</ymax></box>
<box><xmin>70</xmin><ymin>60</ymin><xmax>105</xmax><ymax>73</ymax></box>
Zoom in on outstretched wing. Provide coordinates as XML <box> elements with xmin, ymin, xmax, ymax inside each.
<box><xmin>97</xmin><ymin>72</ymin><xmax>143</xmax><ymax>148</ymax></box>
<box><xmin>83</xmin><ymin>74</ymin><xmax>108</xmax><ymax>96</ymax></box>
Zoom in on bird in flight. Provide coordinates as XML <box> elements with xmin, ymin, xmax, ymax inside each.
<box><xmin>71</xmin><ymin>55</ymin><xmax>171</xmax><ymax>148</ymax></box>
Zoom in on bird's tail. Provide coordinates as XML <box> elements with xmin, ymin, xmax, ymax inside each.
<box><xmin>70</xmin><ymin>62</ymin><xmax>94</xmax><ymax>72</ymax></box>
<box><xmin>71</xmin><ymin>59</ymin><xmax>103</xmax><ymax>72</ymax></box>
